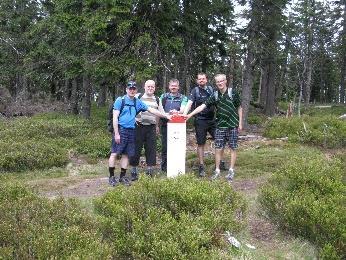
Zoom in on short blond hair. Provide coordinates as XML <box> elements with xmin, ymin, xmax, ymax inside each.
<box><xmin>145</xmin><ymin>80</ymin><xmax>155</xmax><ymax>87</ymax></box>
<box><xmin>214</xmin><ymin>74</ymin><xmax>226</xmax><ymax>81</ymax></box>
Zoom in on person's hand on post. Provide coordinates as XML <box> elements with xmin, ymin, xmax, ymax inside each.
<box><xmin>169</xmin><ymin>109</ymin><xmax>178</xmax><ymax>115</ymax></box>
<box><xmin>114</xmin><ymin>133</ymin><xmax>121</xmax><ymax>144</ymax></box>
<box><xmin>185</xmin><ymin>113</ymin><xmax>193</xmax><ymax>121</ymax></box>
<box><xmin>156</xmin><ymin>125</ymin><xmax>160</xmax><ymax>135</ymax></box>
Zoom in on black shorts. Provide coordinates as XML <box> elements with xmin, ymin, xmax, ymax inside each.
<box><xmin>194</xmin><ymin>119</ymin><xmax>215</xmax><ymax>145</ymax></box>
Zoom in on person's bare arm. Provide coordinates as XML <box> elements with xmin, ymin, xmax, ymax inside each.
<box><xmin>113</xmin><ymin>110</ymin><xmax>121</xmax><ymax>144</ymax></box>
<box><xmin>147</xmin><ymin>107</ymin><xmax>171</xmax><ymax>120</ymax></box>
<box><xmin>183</xmin><ymin>100</ymin><xmax>193</xmax><ymax>115</ymax></box>
<box><xmin>186</xmin><ymin>104</ymin><xmax>207</xmax><ymax>120</ymax></box>
<box><xmin>238</xmin><ymin>106</ymin><xmax>243</xmax><ymax>131</ymax></box>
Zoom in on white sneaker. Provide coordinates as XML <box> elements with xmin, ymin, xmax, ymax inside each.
<box><xmin>225</xmin><ymin>169</ymin><xmax>235</xmax><ymax>182</ymax></box>
<box><xmin>211</xmin><ymin>170</ymin><xmax>220</xmax><ymax>180</ymax></box>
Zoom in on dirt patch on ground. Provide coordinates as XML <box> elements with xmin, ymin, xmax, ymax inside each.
<box><xmin>42</xmin><ymin>177</ymin><xmax>111</xmax><ymax>199</ymax></box>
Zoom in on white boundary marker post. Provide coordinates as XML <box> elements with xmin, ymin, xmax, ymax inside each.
<box><xmin>167</xmin><ymin>115</ymin><xmax>186</xmax><ymax>178</ymax></box>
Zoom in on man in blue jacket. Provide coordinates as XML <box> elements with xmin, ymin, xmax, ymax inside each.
<box><xmin>108</xmin><ymin>81</ymin><xmax>171</xmax><ymax>186</ymax></box>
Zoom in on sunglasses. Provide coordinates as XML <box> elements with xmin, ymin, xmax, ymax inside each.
<box><xmin>127</xmin><ymin>82</ymin><xmax>136</xmax><ymax>87</ymax></box>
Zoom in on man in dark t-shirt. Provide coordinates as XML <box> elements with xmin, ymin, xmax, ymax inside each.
<box><xmin>186</xmin><ymin>74</ymin><xmax>243</xmax><ymax>182</ymax></box>
<box><xmin>183</xmin><ymin>73</ymin><xmax>215</xmax><ymax>177</ymax></box>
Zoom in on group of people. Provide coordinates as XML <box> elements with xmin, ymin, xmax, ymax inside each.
<box><xmin>108</xmin><ymin>73</ymin><xmax>242</xmax><ymax>186</ymax></box>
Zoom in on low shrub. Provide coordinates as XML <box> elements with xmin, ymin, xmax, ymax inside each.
<box><xmin>0</xmin><ymin>140</ymin><xmax>69</xmax><ymax>172</ymax></box>
<box><xmin>0</xmin><ymin>183</ymin><xmax>111</xmax><ymax>259</ymax></box>
<box><xmin>95</xmin><ymin>175</ymin><xmax>247</xmax><ymax>259</ymax></box>
<box><xmin>259</xmin><ymin>156</ymin><xmax>345</xmax><ymax>259</ymax></box>
<box><xmin>263</xmin><ymin>115</ymin><xmax>346</xmax><ymax>148</ymax></box>
<box><xmin>247</xmin><ymin>113</ymin><xmax>266</xmax><ymax>125</ymax></box>
<box><xmin>0</xmin><ymin>111</ymin><xmax>110</xmax><ymax>172</ymax></box>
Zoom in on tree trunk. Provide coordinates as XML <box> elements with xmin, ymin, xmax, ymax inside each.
<box><xmin>242</xmin><ymin>48</ymin><xmax>255</xmax><ymax>128</ymax></box>
<box><xmin>276</xmin><ymin>34</ymin><xmax>290</xmax><ymax>102</ymax></box>
<box><xmin>228</xmin><ymin>51</ymin><xmax>235</xmax><ymax>88</ymax></box>
<box><xmin>98</xmin><ymin>81</ymin><xmax>107</xmax><ymax>107</ymax></box>
<box><xmin>71</xmin><ymin>77</ymin><xmax>79</xmax><ymax>115</ymax></box>
<box><xmin>259</xmin><ymin>65</ymin><xmax>268</xmax><ymax>106</ymax></box>
<box><xmin>63</xmin><ymin>78</ymin><xmax>70</xmax><ymax>102</ymax></box>
<box><xmin>81</xmin><ymin>74</ymin><xmax>91</xmax><ymax>118</ymax></box>
<box><xmin>340</xmin><ymin>0</ymin><xmax>346</xmax><ymax>103</ymax></box>
<box><xmin>264</xmin><ymin>59</ymin><xmax>276</xmax><ymax>116</ymax></box>
<box><xmin>304</xmin><ymin>56</ymin><xmax>312</xmax><ymax>104</ymax></box>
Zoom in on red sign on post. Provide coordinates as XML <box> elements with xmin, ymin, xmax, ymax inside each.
<box><xmin>169</xmin><ymin>114</ymin><xmax>187</xmax><ymax>123</ymax></box>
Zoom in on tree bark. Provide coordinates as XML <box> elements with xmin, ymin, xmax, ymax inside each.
<box><xmin>81</xmin><ymin>74</ymin><xmax>91</xmax><ymax>118</ymax></box>
<box><xmin>259</xmin><ymin>65</ymin><xmax>268</xmax><ymax>106</ymax></box>
<box><xmin>97</xmin><ymin>81</ymin><xmax>107</xmax><ymax>107</ymax></box>
<box><xmin>264</xmin><ymin>58</ymin><xmax>276</xmax><ymax>116</ymax></box>
<box><xmin>242</xmin><ymin>48</ymin><xmax>255</xmax><ymax>128</ymax></box>
<box><xmin>71</xmin><ymin>77</ymin><xmax>79</xmax><ymax>115</ymax></box>
<box><xmin>340</xmin><ymin>0</ymin><xmax>346</xmax><ymax>103</ymax></box>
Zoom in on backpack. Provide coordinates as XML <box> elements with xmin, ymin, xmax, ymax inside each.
<box><xmin>214</xmin><ymin>87</ymin><xmax>233</xmax><ymax>102</ymax></box>
<box><xmin>192</xmin><ymin>85</ymin><xmax>214</xmax><ymax>110</ymax></box>
<box><xmin>195</xmin><ymin>85</ymin><xmax>214</xmax><ymax>100</ymax></box>
<box><xmin>107</xmin><ymin>95</ymin><xmax>141</xmax><ymax>133</ymax></box>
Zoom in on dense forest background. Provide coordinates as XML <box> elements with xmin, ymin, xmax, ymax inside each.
<box><xmin>0</xmin><ymin>0</ymin><xmax>345</xmax><ymax>124</ymax></box>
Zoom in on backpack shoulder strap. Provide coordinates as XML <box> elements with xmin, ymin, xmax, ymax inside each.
<box><xmin>207</xmin><ymin>85</ymin><xmax>213</xmax><ymax>95</ymax></box>
<box><xmin>134</xmin><ymin>97</ymin><xmax>139</xmax><ymax>115</ymax></box>
<box><xmin>228</xmin><ymin>88</ymin><xmax>233</xmax><ymax>100</ymax></box>
<box><xmin>162</xmin><ymin>93</ymin><xmax>168</xmax><ymax>108</ymax></box>
<box><xmin>119</xmin><ymin>95</ymin><xmax>126</xmax><ymax>114</ymax></box>
<box><xmin>155</xmin><ymin>96</ymin><xmax>160</xmax><ymax>106</ymax></box>
<box><xmin>195</xmin><ymin>87</ymin><xmax>200</xmax><ymax>98</ymax></box>
<box><xmin>138</xmin><ymin>93</ymin><xmax>144</xmax><ymax>99</ymax></box>
<box><xmin>214</xmin><ymin>90</ymin><xmax>218</xmax><ymax>101</ymax></box>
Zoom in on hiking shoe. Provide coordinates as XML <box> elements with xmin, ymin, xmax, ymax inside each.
<box><xmin>131</xmin><ymin>172</ymin><xmax>138</xmax><ymax>181</ymax></box>
<box><xmin>119</xmin><ymin>177</ymin><xmax>131</xmax><ymax>186</ymax></box>
<box><xmin>108</xmin><ymin>176</ymin><xmax>118</xmax><ymax>187</ymax></box>
<box><xmin>198</xmin><ymin>165</ymin><xmax>206</xmax><ymax>177</ymax></box>
<box><xmin>220</xmin><ymin>161</ymin><xmax>227</xmax><ymax>171</ymax></box>
<box><xmin>146</xmin><ymin>168</ymin><xmax>154</xmax><ymax>177</ymax></box>
<box><xmin>131</xmin><ymin>168</ymin><xmax>138</xmax><ymax>181</ymax></box>
<box><xmin>225</xmin><ymin>169</ymin><xmax>235</xmax><ymax>182</ymax></box>
<box><xmin>211</xmin><ymin>170</ymin><xmax>220</xmax><ymax>180</ymax></box>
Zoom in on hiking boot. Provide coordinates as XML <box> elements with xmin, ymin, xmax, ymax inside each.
<box><xmin>108</xmin><ymin>176</ymin><xmax>118</xmax><ymax>187</ymax></box>
<box><xmin>119</xmin><ymin>177</ymin><xmax>131</xmax><ymax>186</ymax></box>
<box><xmin>220</xmin><ymin>161</ymin><xmax>227</xmax><ymax>171</ymax></box>
<box><xmin>211</xmin><ymin>170</ymin><xmax>220</xmax><ymax>180</ymax></box>
<box><xmin>131</xmin><ymin>168</ymin><xmax>138</xmax><ymax>181</ymax></box>
<box><xmin>146</xmin><ymin>168</ymin><xmax>154</xmax><ymax>177</ymax></box>
<box><xmin>198</xmin><ymin>165</ymin><xmax>206</xmax><ymax>177</ymax></box>
<box><xmin>225</xmin><ymin>169</ymin><xmax>235</xmax><ymax>182</ymax></box>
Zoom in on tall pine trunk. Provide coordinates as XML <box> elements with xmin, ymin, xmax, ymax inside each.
<box><xmin>81</xmin><ymin>74</ymin><xmax>91</xmax><ymax>118</ymax></box>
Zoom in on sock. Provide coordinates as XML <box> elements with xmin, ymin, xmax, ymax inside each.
<box><xmin>109</xmin><ymin>167</ymin><xmax>115</xmax><ymax>177</ymax></box>
<box><xmin>215</xmin><ymin>168</ymin><xmax>220</xmax><ymax>173</ymax></box>
<box><xmin>120</xmin><ymin>168</ymin><xmax>126</xmax><ymax>179</ymax></box>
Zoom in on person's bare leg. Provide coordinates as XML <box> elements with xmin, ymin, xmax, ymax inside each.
<box><xmin>215</xmin><ymin>148</ymin><xmax>223</xmax><ymax>171</ymax></box>
<box><xmin>120</xmin><ymin>154</ymin><xmax>129</xmax><ymax>169</ymax></box>
<box><xmin>109</xmin><ymin>153</ymin><xmax>117</xmax><ymax>167</ymax></box>
<box><xmin>197</xmin><ymin>144</ymin><xmax>205</xmax><ymax>165</ymax></box>
<box><xmin>230</xmin><ymin>149</ymin><xmax>236</xmax><ymax>170</ymax></box>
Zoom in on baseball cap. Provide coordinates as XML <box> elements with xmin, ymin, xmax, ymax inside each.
<box><xmin>126</xmin><ymin>81</ymin><xmax>137</xmax><ymax>89</ymax></box>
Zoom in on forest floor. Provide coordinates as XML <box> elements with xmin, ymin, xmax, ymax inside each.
<box><xmin>24</xmin><ymin>127</ymin><xmax>318</xmax><ymax>259</ymax></box>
